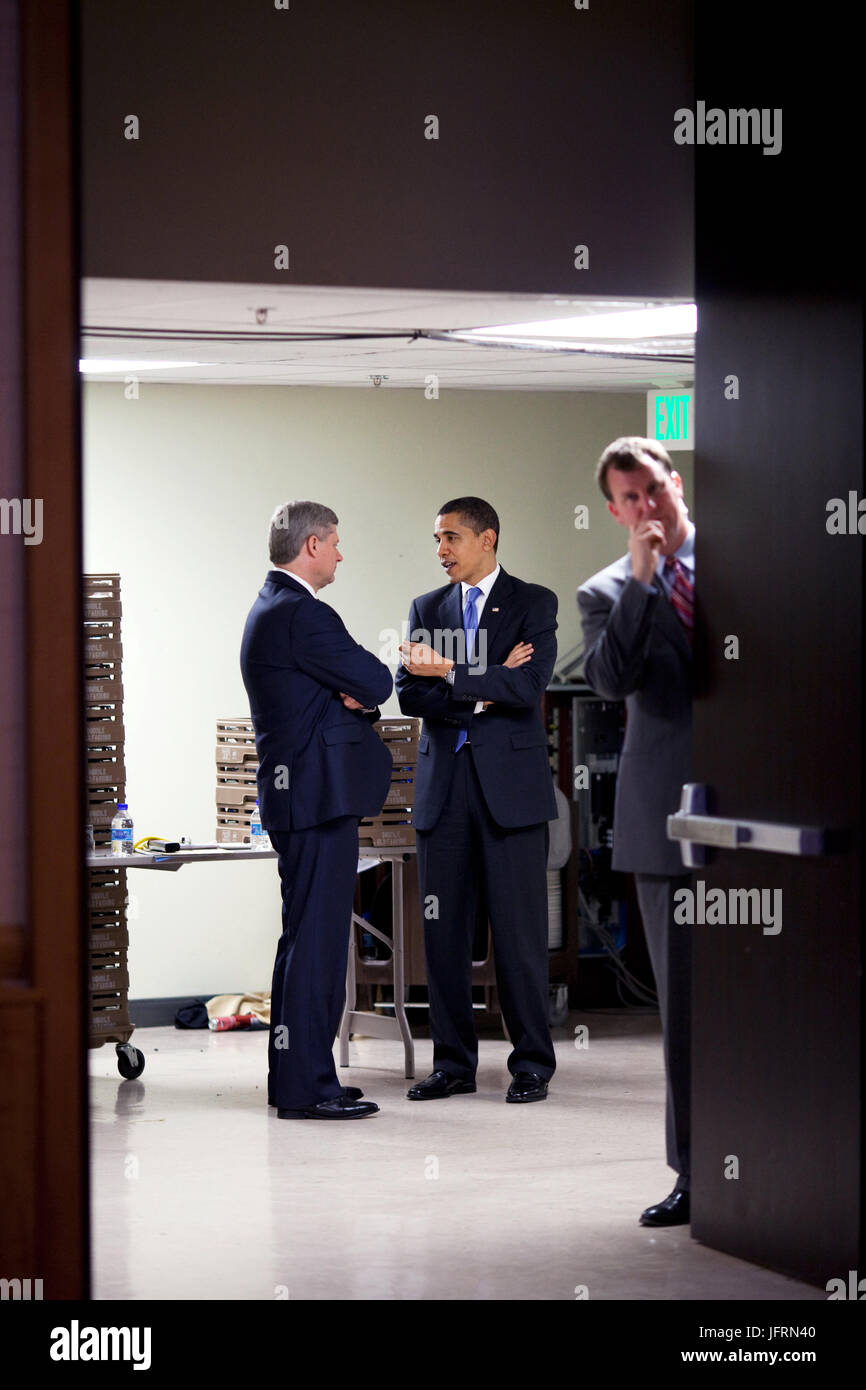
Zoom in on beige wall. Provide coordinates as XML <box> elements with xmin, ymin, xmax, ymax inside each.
<box><xmin>83</xmin><ymin>382</ymin><xmax>693</xmax><ymax>998</ymax></box>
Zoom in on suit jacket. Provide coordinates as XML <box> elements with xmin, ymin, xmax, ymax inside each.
<box><xmin>577</xmin><ymin>556</ymin><xmax>692</xmax><ymax>876</ymax></box>
<box><xmin>395</xmin><ymin>567</ymin><xmax>559</xmax><ymax>831</ymax></box>
<box><xmin>240</xmin><ymin>571</ymin><xmax>393</xmax><ymax>832</ymax></box>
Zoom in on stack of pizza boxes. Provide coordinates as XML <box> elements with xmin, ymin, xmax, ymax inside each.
<box><xmin>83</xmin><ymin>574</ymin><xmax>132</xmax><ymax>1046</ymax></box>
<box><xmin>214</xmin><ymin>714</ymin><xmax>420</xmax><ymax>847</ymax></box>
<box><xmin>358</xmin><ymin>717</ymin><xmax>420</xmax><ymax>848</ymax></box>
<box><xmin>215</xmin><ymin>718</ymin><xmax>259</xmax><ymax>843</ymax></box>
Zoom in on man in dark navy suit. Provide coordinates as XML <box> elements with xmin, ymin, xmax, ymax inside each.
<box><xmin>240</xmin><ymin>501</ymin><xmax>393</xmax><ymax>1120</ymax></box>
<box><xmin>395</xmin><ymin>497</ymin><xmax>558</xmax><ymax>1103</ymax></box>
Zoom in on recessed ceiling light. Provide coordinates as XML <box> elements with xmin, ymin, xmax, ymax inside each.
<box><xmin>464</xmin><ymin>304</ymin><xmax>697</xmax><ymax>342</ymax></box>
<box><xmin>79</xmin><ymin>359</ymin><xmax>205</xmax><ymax>372</ymax></box>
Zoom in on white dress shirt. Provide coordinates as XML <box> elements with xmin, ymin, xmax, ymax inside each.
<box><xmin>448</xmin><ymin>563</ymin><xmax>501</xmax><ymax>712</ymax></box>
<box><xmin>461</xmin><ymin>564</ymin><xmax>500</xmax><ymax>624</ymax></box>
<box><xmin>270</xmin><ymin>566</ymin><xmax>317</xmax><ymax>599</ymax></box>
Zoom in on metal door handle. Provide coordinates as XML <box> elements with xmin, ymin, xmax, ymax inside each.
<box><xmin>667</xmin><ymin>784</ymin><xmax>826</xmax><ymax>867</ymax></box>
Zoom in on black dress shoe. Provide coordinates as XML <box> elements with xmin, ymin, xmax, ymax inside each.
<box><xmin>406</xmin><ymin>1070</ymin><xmax>476</xmax><ymax>1100</ymax></box>
<box><xmin>505</xmin><ymin>1072</ymin><xmax>549</xmax><ymax>1103</ymax></box>
<box><xmin>269</xmin><ymin>1085</ymin><xmax>363</xmax><ymax>1106</ymax></box>
<box><xmin>277</xmin><ymin>1096</ymin><xmax>379</xmax><ymax>1119</ymax></box>
<box><xmin>639</xmin><ymin>1189</ymin><xmax>690</xmax><ymax>1226</ymax></box>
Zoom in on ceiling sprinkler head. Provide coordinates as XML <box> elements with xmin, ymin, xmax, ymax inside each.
<box><xmin>255</xmin><ymin>308</ymin><xmax>269</xmax><ymax>325</ymax></box>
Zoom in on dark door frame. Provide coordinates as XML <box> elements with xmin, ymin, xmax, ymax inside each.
<box><xmin>0</xmin><ymin>0</ymin><xmax>88</xmax><ymax>1299</ymax></box>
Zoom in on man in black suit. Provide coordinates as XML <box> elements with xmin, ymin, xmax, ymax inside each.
<box><xmin>240</xmin><ymin>501</ymin><xmax>393</xmax><ymax>1120</ymax></box>
<box><xmin>578</xmin><ymin>438</ymin><xmax>694</xmax><ymax>1224</ymax></box>
<box><xmin>395</xmin><ymin>497</ymin><xmax>558</xmax><ymax>1103</ymax></box>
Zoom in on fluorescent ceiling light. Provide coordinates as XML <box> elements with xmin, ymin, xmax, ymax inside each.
<box><xmin>465</xmin><ymin>304</ymin><xmax>697</xmax><ymax>342</ymax></box>
<box><xmin>79</xmin><ymin>359</ymin><xmax>205</xmax><ymax>372</ymax></box>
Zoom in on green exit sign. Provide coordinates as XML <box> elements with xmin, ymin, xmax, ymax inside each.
<box><xmin>646</xmin><ymin>389</ymin><xmax>694</xmax><ymax>451</ymax></box>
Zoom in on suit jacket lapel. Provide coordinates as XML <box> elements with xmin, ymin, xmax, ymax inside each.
<box><xmin>476</xmin><ymin>568</ymin><xmax>512</xmax><ymax>663</ymax></box>
<box><xmin>650</xmin><ymin>572</ymin><xmax>691</xmax><ymax>659</ymax></box>
<box><xmin>623</xmin><ymin>558</ymin><xmax>690</xmax><ymax>660</ymax></box>
<box><xmin>437</xmin><ymin>584</ymin><xmax>463</xmax><ymax>656</ymax></box>
<box><xmin>266</xmin><ymin>571</ymin><xmax>312</xmax><ymax>599</ymax></box>
<box><xmin>436</xmin><ymin>569</ymin><xmax>511</xmax><ymax>667</ymax></box>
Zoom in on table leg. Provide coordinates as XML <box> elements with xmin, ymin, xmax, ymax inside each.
<box><xmin>391</xmin><ymin>859</ymin><xmax>415</xmax><ymax>1079</ymax></box>
<box><xmin>338</xmin><ymin>910</ymin><xmax>358</xmax><ymax>1067</ymax></box>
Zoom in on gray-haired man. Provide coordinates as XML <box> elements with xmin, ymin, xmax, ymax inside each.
<box><xmin>240</xmin><ymin>501</ymin><xmax>393</xmax><ymax>1119</ymax></box>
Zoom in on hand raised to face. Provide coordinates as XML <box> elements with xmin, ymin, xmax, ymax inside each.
<box><xmin>628</xmin><ymin>520</ymin><xmax>666</xmax><ymax>585</ymax></box>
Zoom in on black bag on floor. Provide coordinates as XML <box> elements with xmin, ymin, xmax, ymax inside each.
<box><xmin>174</xmin><ymin>999</ymin><xmax>209</xmax><ymax>1029</ymax></box>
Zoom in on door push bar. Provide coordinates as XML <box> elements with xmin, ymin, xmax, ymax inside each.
<box><xmin>667</xmin><ymin>784</ymin><xmax>826</xmax><ymax>868</ymax></box>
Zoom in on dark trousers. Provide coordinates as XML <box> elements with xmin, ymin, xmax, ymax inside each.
<box><xmin>267</xmin><ymin>817</ymin><xmax>358</xmax><ymax>1110</ymax></box>
<box><xmin>635</xmin><ymin>872</ymin><xmax>692</xmax><ymax>1188</ymax></box>
<box><xmin>416</xmin><ymin>747</ymin><xmax>555</xmax><ymax>1081</ymax></box>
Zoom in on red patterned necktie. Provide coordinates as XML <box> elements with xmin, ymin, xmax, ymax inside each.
<box><xmin>664</xmin><ymin>556</ymin><xmax>694</xmax><ymax>642</ymax></box>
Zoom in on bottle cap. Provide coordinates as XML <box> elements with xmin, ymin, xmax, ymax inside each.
<box><xmin>117</xmin><ymin>803</ymin><xmax>128</xmax><ymax>811</ymax></box>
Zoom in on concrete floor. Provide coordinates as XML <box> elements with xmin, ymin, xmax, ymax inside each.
<box><xmin>89</xmin><ymin>1012</ymin><xmax>823</xmax><ymax>1301</ymax></box>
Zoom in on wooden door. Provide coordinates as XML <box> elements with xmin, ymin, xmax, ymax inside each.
<box><xmin>0</xmin><ymin>0</ymin><xmax>88</xmax><ymax>1300</ymax></box>
<box><xmin>690</xmin><ymin>6</ymin><xmax>863</xmax><ymax>1282</ymax></box>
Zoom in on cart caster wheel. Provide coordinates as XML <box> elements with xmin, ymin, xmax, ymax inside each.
<box><xmin>116</xmin><ymin>1044</ymin><xmax>145</xmax><ymax>1080</ymax></box>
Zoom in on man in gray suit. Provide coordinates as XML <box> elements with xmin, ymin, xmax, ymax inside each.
<box><xmin>578</xmin><ymin>437</ymin><xmax>694</xmax><ymax>1227</ymax></box>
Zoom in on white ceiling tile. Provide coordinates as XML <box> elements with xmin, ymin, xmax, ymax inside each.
<box><xmin>80</xmin><ymin>279</ymin><xmax>694</xmax><ymax>392</ymax></box>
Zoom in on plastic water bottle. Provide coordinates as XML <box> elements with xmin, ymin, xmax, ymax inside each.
<box><xmin>249</xmin><ymin>799</ymin><xmax>270</xmax><ymax>850</ymax></box>
<box><xmin>111</xmin><ymin>803</ymin><xmax>134</xmax><ymax>856</ymax></box>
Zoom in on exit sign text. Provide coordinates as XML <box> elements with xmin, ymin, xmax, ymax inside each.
<box><xmin>646</xmin><ymin>389</ymin><xmax>694</xmax><ymax>451</ymax></box>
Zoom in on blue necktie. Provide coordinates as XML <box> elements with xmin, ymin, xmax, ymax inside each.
<box><xmin>455</xmin><ymin>585</ymin><xmax>482</xmax><ymax>751</ymax></box>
